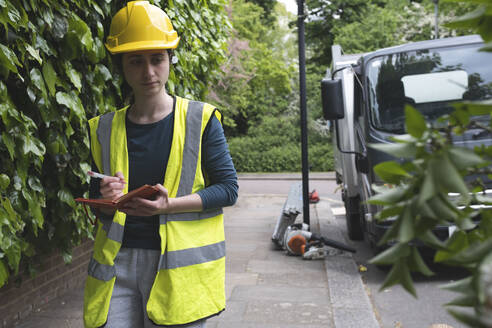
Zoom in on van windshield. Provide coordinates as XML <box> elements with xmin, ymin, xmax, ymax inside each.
<box><xmin>366</xmin><ymin>43</ymin><xmax>492</xmax><ymax>133</ymax></box>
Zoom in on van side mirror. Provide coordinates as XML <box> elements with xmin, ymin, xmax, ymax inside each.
<box><xmin>321</xmin><ymin>78</ymin><xmax>344</xmax><ymax>120</ymax></box>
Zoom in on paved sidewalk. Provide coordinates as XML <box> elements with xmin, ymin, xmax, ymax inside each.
<box><xmin>13</xmin><ymin>177</ymin><xmax>377</xmax><ymax>328</ymax></box>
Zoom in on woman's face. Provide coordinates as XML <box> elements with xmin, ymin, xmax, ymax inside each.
<box><xmin>122</xmin><ymin>49</ymin><xmax>170</xmax><ymax>98</ymax></box>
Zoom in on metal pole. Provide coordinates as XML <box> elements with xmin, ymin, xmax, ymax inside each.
<box><xmin>297</xmin><ymin>0</ymin><xmax>310</xmax><ymax>226</ymax></box>
<box><xmin>433</xmin><ymin>0</ymin><xmax>439</xmax><ymax>39</ymax></box>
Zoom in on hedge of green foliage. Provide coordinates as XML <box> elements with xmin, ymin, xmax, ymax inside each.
<box><xmin>228</xmin><ymin>116</ymin><xmax>334</xmax><ymax>172</ymax></box>
<box><xmin>0</xmin><ymin>0</ymin><xmax>229</xmax><ymax>287</ymax></box>
<box><xmin>229</xmin><ymin>138</ymin><xmax>334</xmax><ymax>172</ymax></box>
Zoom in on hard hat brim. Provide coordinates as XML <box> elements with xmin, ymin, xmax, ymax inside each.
<box><xmin>105</xmin><ymin>38</ymin><xmax>180</xmax><ymax>54</ymax></box>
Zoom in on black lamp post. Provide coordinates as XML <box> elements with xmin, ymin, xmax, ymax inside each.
<box><xmin>297</xmin><ymin>0</ymin><xmax>310</xmax><ymax>226</ymax></box>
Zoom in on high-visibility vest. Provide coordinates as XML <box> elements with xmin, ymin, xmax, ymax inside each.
<box><xmin>83</xmin><ymin>97</ymin><xmax>226</xmax><ymax>327</ymax></box>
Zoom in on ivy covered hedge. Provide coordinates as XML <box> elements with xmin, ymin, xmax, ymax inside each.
<box><xmin>0</xmin><ymin>0</ymin><xmax>229</xmax><ymax>287</ymax></box>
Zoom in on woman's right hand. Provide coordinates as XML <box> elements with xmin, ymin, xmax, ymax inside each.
<box><xmin>99</xmin><ymin>171</ymin><xmax>127</xmax><ymax>200</ymax></box>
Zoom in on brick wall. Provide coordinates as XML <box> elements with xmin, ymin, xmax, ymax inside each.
<box><xmin>0</xmin><ymin>239</ymin><xmax>93</xmax><ymax>328</ymax></box>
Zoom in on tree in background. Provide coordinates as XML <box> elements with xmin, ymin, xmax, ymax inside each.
<box><xmin>208</xmin><ymin>0</ymin><xmax>295</xmax><ymax>137</ymax></box>
<box><xmin>305</xmin><ymin>0</ymin><xmax>476</xmax><ymax>67</ymax></box>
<box><xmin>209</xmin><ymin>0</ymin><xmax>334</xmax><ymax>172</ymax></box>
<box><xmin>245</xmin><ymin>0</ymin><xmax>279</xmax><ymax>26</ymax></box>
<box><xmin>304</xmin><ymin>0</ymin><xmax>375</xmax><ymax>67</ymax></box>
<box><xmin>332</xmin><ymin>0</ymin><xmax>477</xmax><ymax>54</ymax></box>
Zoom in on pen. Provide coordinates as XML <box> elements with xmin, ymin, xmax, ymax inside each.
<box><xmin>87</xmin><ymin>171</ymin><xmax>110</xmax><ymax>179</ymax></box>
<box><xmin>87</xmin><ymin>171</ymin><xmax>126</xmax><ymax>184</ymax></box>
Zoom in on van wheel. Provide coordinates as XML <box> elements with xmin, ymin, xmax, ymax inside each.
<box><xmin>344</xmin><ymin>194</ymin><xmax>364</xmax><ymax>240</ymax></box>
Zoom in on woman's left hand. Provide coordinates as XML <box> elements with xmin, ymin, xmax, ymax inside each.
<box><xmin>119</xmin><ymin>184</ymin><xmax>172</xmax><ymax>216</ymax></box>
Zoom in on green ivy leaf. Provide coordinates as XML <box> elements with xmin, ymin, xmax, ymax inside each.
<box><xmin>419</xmin><ymin>229</ymin><xmax>446</xmax><ymax>250</ymax></box>
<box><xmin>4</xmin><ymin>1</ymin><xmax>21</xmax><ymax>26</ymax></box>
<box><xmin>398</xmin><ymin>207</ymin><xmax>415</xmax><ymax>243</ymax></box>
<box><xmin>378</xmin><ymin>259</ymin><xmax>416</xmax><ymax>297</ymax></box>
<box><xmin>42</xmin><ymin>60</ymin><xmax>57</xmax><ymax>96</ymax></box>
<box><xmin>379</xmin><ymin>261</ymin><xmax>401</xmax><ymax>291</ymax></box>
<box><xmin>370</xmin><ymin>242</ymin><xmax>411</xmax><ymax>265</ymax></box>
<box><xmin>77</xmin><ymin>162</ymin><xmax>91</xmax><ymax>182</ymax></box>
<box><xmin>440</xmin><ymin>276</ymin><xmax>473</xmax><ymax>294</ymax></box>
<box><xmin>444</xmin><ymin>295</ymin><xmax>477</xmax><ymax>307</ymax></box>
<box><xmin>40</xmin><ymin>5</ymin><xmax>54</xmax><ymax>28</ymax></box>
<box><xmin>30</xmin><ymin>68</ymin><xmax>48</xmax><ymax>101</ymax></box>
<box><xmin>27</xmin><ymin>176</ymin><xmax>43</xmax><ymax>193</ymax></box>
<box><xmin>369</xmin><ymin>141</ymin><xmax>416</xmax><ymax>159</ymax></box>
<box><xmin>399</xmin><ymin>260</ymin><xmax>417</xmax><ymax>297</ymax></box>
<box><xmin>1</xmin><ymin>132</ymin><xmax>14</xmax><ymax>160</ymax></box>
<box><xmin>444</xmin><ymin>239</ymin><xmax>492</xmax><ymax>265</ymax></box>
<box><xmin>66</xmin><ymin>13</ymin><xmax>93</xmax><ymax>54</ymax></box>
<box><xmin>0</xmin><ymin>260</ymin><xmax>8</xmax><ymax>288</ymax></box>
<box><xmin>64</xmin><ymin>62</ymin><xmax>82</xmax><ymax>91</ymax></box>
<box><xmin>419</xmin><ymin>202</ymin><xmax>437</xmax><ymax>220</ymax></box>
<box><xmin>22</xmin><ymin>189</ymin><xmax>44</xmax><ymax>233</ymax></box>
<box><xmin>61</xmin><ymin>250</ymin><xmax>72</xmax><ymax>264</ymax></box>
<box><xmin>57</xmin><ymin>188</ymin><xmax>75</xmax><ymax>207</ymax></box>
<box><xmin>51</xmin><ymin>13</ymin><xmax>68</xmax><ymax>39</ymax></box>
<box><xmin>0</xmin><ymin>43</ymin><xmax>21</xmax><ymax>74</ymax></box>
<box><xmin>448</xmin><ymin>147</ymin><xmax>485</xmax><ymax>171</ymax></box>
<box><xmin>56</xmin><ymin>91</ymin><xmax>85</xmax><ymax>121</ymax></box>
<box><xmin>377</xmin><ymin>205</ymin><xmax>404</xmax><ymax>220</ymax></box>
<box><xmin>65</xmin><ymin>119</ymin><xmax>74</xmax><ymax>138</ymax></box>
<box><xmin>477</xmin><ymin>250</ymin><xmax>492</xmax><ymax>304</ymax></box>
<box><xmin>459</xmin><ymin>99</ymin><xmax>492</xmax><ymax>115</ymax></box>
<box><xmin>369</xmin><ymin>186</ymin><xmax>406</xmax><ymax>205</ymax></box>
<box><xmin>0</xmin><ymin>174</ymin><xmax>9</xmax><ymax>190</ymax></box>
<box><xmin>435</xmin><ymin>230</ymin><xmax>469</xmax><ymax>263</ymax></box>
<box><xmin>5</xmin><ymin>242</ymin><xmax>21</xmax><ymax>274</ymax></box>
<box><xmin>418</xmin><ymin>170</ymin><xmax>436</xmax><ymax>205</ymax></box>
<box><xmin>447</xmin><ymin>309</ymin><xmax>485</xmax><ymax>328</ymax></box>
<box><xmin>430</xmin><ymin>155</ymin><xmax>469</xmax><ymax>199</ymax></box>
<box><xmin>25</xmin><ymin>44</ymin><xmax>42</xmax><ymax>64</ymax></box>
<box><xmin>22</xmin><ymin>134</ymin><xmax>45</xmax><ymax>157</ymax></box>
<box><xmin>16</xmin><ymin>153</ymin><xmax>29</xmax><ymax>184</ymax></box>
<box><xmin>427</xmin><ymin>195</ymin><xmax>459</xmax><ymax>222</ymax></box>
<box><xmin>374</xmin><ymin>161</ymin><xmax>410</xmax><ymax>184</ymax></box>
<box><xmin>405</xmin><ymin>105</ymin><xmax>427</xmax><ymax>138</ymax></box>
<box><xmin>88</xmin><ymin>38</ymin><xmax>106</xmax><ymax>63</ymax></box>
<box><xmin>35</xmin><ymin>35</ymin><xmax>53</xmax><ymax>56</ymax></box>
<box><xmin>409</xmin><ymin>248</ymin><xmax>434</xmax><ymax>277</ymax></box>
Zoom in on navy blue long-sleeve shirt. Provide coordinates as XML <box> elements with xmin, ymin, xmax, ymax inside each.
<box><xmin>89</xmin><ymin>99</ymin><xmax>238</xmax><ymax>249</ymax></box>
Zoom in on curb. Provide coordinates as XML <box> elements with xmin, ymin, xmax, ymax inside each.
<box><xmin>314</xmin><ymin>201</ymin><xmax>380</xmax><ymax>328</ymax></box>
<box><xmin>238</xmin><ymin>172</ymin><xmax>336</xmax><ymax>181</ymax></box>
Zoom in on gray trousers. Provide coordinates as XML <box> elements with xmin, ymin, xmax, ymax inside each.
<box><xmin>107</xmin><ymin>248</ymin><xmax>207</xmax><ymax>328</ymax></box>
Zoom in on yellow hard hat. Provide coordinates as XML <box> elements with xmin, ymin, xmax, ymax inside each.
<box><xmin>105</xmin><ymin>1</ymin><xmax>180</xmax><ymax>54</ymax></box>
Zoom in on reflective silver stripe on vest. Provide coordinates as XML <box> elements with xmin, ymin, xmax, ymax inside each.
<box><xmin>176</xmin><ymin>101</ymin><xmax>204</xmax><ymax>197</ymax></box>
<box><xmin>101</xmin><ymin>220</ymin><xmax>125</xmax><ymax>243</ymax></box>
<box><xmin>99</xmin><ymin>216</ymin><xmax>112</xmax><ymax>233</ymax></box>
<box><xmin>158</xmin><ymin>241</ymin><xmax>225</xmax><ymax>270</ymax></box>
<box><xmin>96</xmin><ymin>112</ymin><xmax>115</xmax><ymax>176</ymax></box>
<box><xmin>96</xmin><ymin>112</ymin><xmax>125</xmax><ymax>244</ymax></box>
<box><xmin>159</xmin><ymin>214</ymin><xmax>167</xmax><ymax>225</ymax></box>
<box><xmin>88</xmin><ymin>257</ymin><xmax>116</xmax><ymax>281</ymax></box>
<box><xmin>167</xmin><ymin>208</ymin><xmax>223</xmax><ymax>222</ymax></box>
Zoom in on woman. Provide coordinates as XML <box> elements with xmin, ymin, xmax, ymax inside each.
<box><xmin>83</xmin><ymin>2</ymin><xmax>238</xmax><ymax>327</ymax></box>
